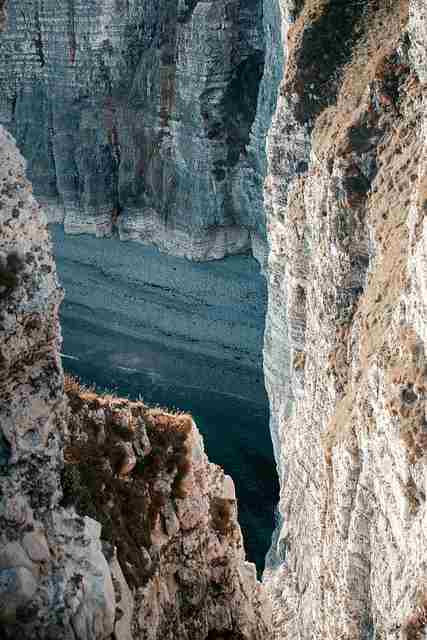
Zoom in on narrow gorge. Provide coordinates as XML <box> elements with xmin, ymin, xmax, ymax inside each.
<box><xmin>0</xmin><ymin>0</ymin><xmax>284</xmax><ymax>574</ymax></box>
<box><xmin>1</xmin><ymin>1</ymin><xmax>427</xmax><ymax>639</ymax></box>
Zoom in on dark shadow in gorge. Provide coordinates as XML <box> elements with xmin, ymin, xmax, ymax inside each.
<box><xmin>52</xmin><ymin>226</ymin><xmax>279</xmax><ymax>573</ymax></box>
<box><xmin>62</xmin><ymin>354</ymin><xmax>278</xmax><ymax>573</ymax></box>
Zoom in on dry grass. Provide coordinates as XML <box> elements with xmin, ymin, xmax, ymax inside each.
<box><xmin>357</xmin><ymin>92</ymin><xmax>421</xmax><ymax>367</ymax></box>
<box><xmin>314</xmin><ymin>0</ymin><xmax>409</xmax><ymax>156</ymax></box>
<box><xmin>321</xmin><ymin>61</ymin><xmax>422</xmax><ymax>457</ymax></box>
<box><xmin>286</xmin><ymin>0</ymin><xmax>328</xmax><ymax>57</ymax></box>
<box><xmin>64</xmin><ymin>373</ymin><xmax>95</xmax><ymax>397</ymax></box>
<box><xmin>405</xmin><ymin>602</ymin><xmax>427</xmax><ymax>640</ymax></box>
<box><xmin>383</xmin><ymin>328</ymin><xmax>427</xmax><ymax>463</ymax></box>
<box><xmin>62</xmin><ymin>376</ymin><xmax>195</xmax><ymax>587</ymax></box>
<box><xmin>293</xmin><ymin>350</ymin><xmax>306</xmax><ymax>370</ymax></box>
<box><xmin>64</xmin><ymin>373</ymin><xmax>120</xmax><ymax>408</ymax></box>
<box><xmin>210</xmin><ymin>497</ymin><xmax>233</xmax><ymax>535</ymax></box>
<box><xmin>340</xmin><ymin>0</ymin><xmax>408</xmax><ymax>102</ymax></box>
<box><xmin>285</xmin><ymin>0</ymin><xmax>367</xmax><ymax>124</ymax></box>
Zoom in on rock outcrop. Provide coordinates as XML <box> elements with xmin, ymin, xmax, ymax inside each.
<box><xmin>0</xmin><ymin>127</ymin><xmax>269</xmax><ymax>638</ymax></box>
<box><xmin>264</xmin><ymin>0</ymin><xmax>427</xmax><ymax>638</ymax></box>
<box><xmin>63</xmin><ymin>377</ymin><xmax>271</xmax><ymax>640</ymax></box>
<box><xmin>0</xmin><ymin>0</ymin><xmax>282</xmax><ymax>263</ymax></box>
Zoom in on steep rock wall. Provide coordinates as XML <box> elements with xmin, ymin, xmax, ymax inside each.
<box><xmin>264</xmin><ymin>0</ymin><xmax>427</xmax><ymax>638</ymax></box>
<box><xmin>0</xmin><ymin>0</ymin><xmax>281</xmax><ymax>262</ymax></box>
<box><xmin>0</xmin><ymin>126</ymin><xmax>269</xmax><ymax>639</ymax></box>
<box><xmin>0</xmin><ymin>125</ymin><xmax>116</xmax><ymax>639</ymax></box>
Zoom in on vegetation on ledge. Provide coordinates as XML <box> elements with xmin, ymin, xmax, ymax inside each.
<box><xmin>62</xmin><ymin>375</ymin><xmax>194</xmax><ymax>588</ymax></box>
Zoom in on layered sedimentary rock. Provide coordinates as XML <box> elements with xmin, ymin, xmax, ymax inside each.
<box><xmin>264</xmin><ymin>0</ymin><xmax>427</xmax><ymax>637</ymax></box>
<box><xmin>0</xmin><ymin>127</ymin><xmax>269</xmax><ymax>638</ymax></box>
<box><xmin>0</xmin><ymin>0</ymin><xmax>281</xmax><ymax>262</ymax></box>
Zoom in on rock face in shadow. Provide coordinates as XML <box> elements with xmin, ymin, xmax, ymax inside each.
<box><xmin>0</xmin><ymin>126</ymin><xmax>270</xmax><ymax>639</ymax></box>
<box><xmin>0</xmin><ymin>0</ymin><xmax>282</xmax><ymax>262</ymax></box>
<box><xmin>263</xmin><ymin>0</ymin><xmax>427</xmax><ymax>638</ymax></box>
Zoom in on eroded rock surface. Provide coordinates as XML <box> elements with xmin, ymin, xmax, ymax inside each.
<box><xmin>0</xmin><ymin>125</ymin><xmax>115</xmax><ymax>639</ymax></box>
<box><xmin>0</xmin><ymin>0</ymin><xmax>282</xmax><ymax>262</ymax></box>
<box><xmin>264</xmin><ymin>0</ymin><xmax>427</xmax><ymax>638</ymax></box>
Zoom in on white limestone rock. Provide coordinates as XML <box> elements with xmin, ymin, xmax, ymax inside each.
<box><xmin>263</xmin><ymin>1</ymin><xmax>427</xmax><ymax>638</ymax></box>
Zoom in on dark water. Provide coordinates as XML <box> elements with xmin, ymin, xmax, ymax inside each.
<box><xmin>52</xmin><ymin>227</ymin><xmax>278</xmax><ymax>572</ymax></box>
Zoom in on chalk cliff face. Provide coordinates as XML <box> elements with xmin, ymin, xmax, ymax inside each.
<box><xmin>0</xmin><ymin>0</ymin><xmax>281</xmax><ymax>262</ymax></box>
<box><xmin>264</xmin><ymin>0</ymin><xmax>427</xmax><ymax>638</ymax></box>
<box><xmin>0</xmin><ymin>127</ymin><xmax>269</xmax><ymax>639</ymax></box>
<box><xmin>63</xmin><ymin>380</ymin><xmax>271</xmax><ymax>640</ymax></box>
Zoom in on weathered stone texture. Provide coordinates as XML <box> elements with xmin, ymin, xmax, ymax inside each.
<box><xmin>264</xmin><ymin>0</ymin><xmax>427</xmax><ymax>638</ymax></box>
<box><xmin>0</xmin><ymin>0</ymin><xmax>282</xmax><ymax>262</ymax></box>
<box><xmin>62</xmin><ymin>386</ymin><xmax>271</xmax><ymax>640</ymax></box>
<box><xmin>0</xmin><ymin>125</ymin><xmax>115</xmax><ymax>639</ymax></box>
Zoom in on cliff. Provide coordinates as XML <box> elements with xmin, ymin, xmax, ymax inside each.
<box><xmin>0</xmin><ymin>127</ymin><xmax>269</xmax><ymax>638</ymax></box>
<box><xmin>264</xmin><ymin>0</ymin><xmax>427</xmax><ymax>637</ymax></box>
<box><xmin>62</xmin><ymin>377</ymin><xmax>270</xmax><ymax>640</ymax></box>
<box><xmin>0</xmin><ymin>125</ymin><xmax>115</xmax><ymax>638</ymax></box>
<box><xmin>0</xmin><ymin>0</ymin><xmax>282</xmax><ymax>263</ymax></box>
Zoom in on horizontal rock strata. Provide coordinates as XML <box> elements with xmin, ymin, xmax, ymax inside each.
<box><xmin>0</xmin><ymin>0</ymin><xmax>282</xmax><ymax>262</ymax></box>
